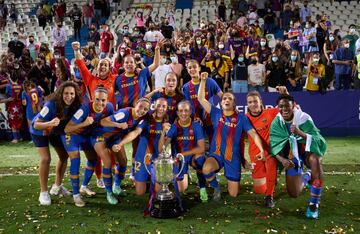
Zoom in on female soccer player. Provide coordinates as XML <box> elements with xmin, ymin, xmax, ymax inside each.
<box><xmin>63</xmin><ymin>85</ymin><xmax>114</xmax><ymax>207</ymax></box>
<box><xmin>21</xmin><ymin>80</ymin><xmax>43</xmax><ymax>130</ymax></box>
<box><xmin>158</xmin><ymin>100</ymin><xmax>208</xmax><ymax>202</ymax></box>
<box><xmin>91</xmin><ymin>98</ymin><xmax>151</xmax><ymax>204</ymax></box>
<box><xmin>31</xmin><ymin>81</ymin><xmax>82</xmax><ymax>205</ymax></box>
<box><xmin>270</xmin><ymin>94</ymin><xmax>326</xmax><ymax>219</ymax></box>
<box><xmin>145</xmin><ymin>72</ymin><xmax>183</xmax><ymax>124</ymax></box>
<box><xmin>198</xmin><ymin>72</ymin><xmax>265</xmax><ymax>200</ymax></box>
<box><xmin>112</xmin><ymin>98</ymin><xmax>169</xmax><ymax>195</ymax></box>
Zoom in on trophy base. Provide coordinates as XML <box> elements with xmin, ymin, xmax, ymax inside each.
<box><xmin>150</xmin><ymin>198</ymin><xmax>183</xmax><ymax>219</ymax></box>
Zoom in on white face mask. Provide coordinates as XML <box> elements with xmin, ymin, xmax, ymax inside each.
<box><xmin>182</xmin><ymin>47</ymin><xmax>187</xmax><ymax>52</ymax></box>
<box><xmin>54</xmin><ymin>55</ymin><xmax>60</xmax><ymax>59</ymax></box>
<box><xmin>329</xmin><ymin>36</ymin><xmax>334</xmax><ymax>41</ymax></box>
<box><xmin>196</xmin><ymin>40</ymin><xmax>202</xmax><ymax>45</ymax></box>
<box><xmin>260</xmin><ymin>41</ymin><xmax>266</xmax><ymax>47</ymax></box>
<box><xmin>120</xmin><ymin>52</ymin><xmax>125</xmax><ymax>56</ymax></box>
<box><xmin>350</xmin><ymin>28</ymin><xmax>356</xmax><ymax>33</ymax></box>
<box><xmin>344</xmin><ymin>43</ymin><xmax>350</xmax><ymax>48</ymax></box>
<box><xmin>162</xmin><ymin>58</ymin><xmax>167</xmax><ymax>64</ymax></box>
<box><xmin>313</xmin><ymin>58</ymin><xmax>319</xmax><ymax>63</ymax></box>
<box><xmin>170</xmin><ymin>56</ymin><xmax>177</xmax><ymax>63</ymax></box>
<box><xmin>200</xmin><ymin>23</ymin><xmax>205</xmax><ymax>28</ymax></box>
<box><xmin>218</xmin><ymin>44</ymin><xmax>224</xmax><ymax>49</ymax></box>
<box><xmin>146</xmin><ymin>44</ymin><xmax>152</xmax><ymax>49</ymax></box>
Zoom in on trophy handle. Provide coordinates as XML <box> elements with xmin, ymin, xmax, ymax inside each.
<box><xmin>144</xmin><ymin>153</ymin><xmax>152</xmax><ymax>175</ymax></box>
<box><xmin>175</xmin><ymin>153</ymin><xmax>185</xmax><ymax>178</ymax></box>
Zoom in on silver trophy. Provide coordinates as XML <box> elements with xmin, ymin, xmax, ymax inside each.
<box><xmin>144</xmin><ymin>146</ymin><xmax>184</xmax><ymax>218</ymax></box>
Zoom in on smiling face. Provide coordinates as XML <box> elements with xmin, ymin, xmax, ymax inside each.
<box><xmin>186</xmin><ymin>61</ymin><xmax>200</xmax><ymax>79</ymax></box>
<box><xmin>247</xmin><ymin>95</ymin><xmax>262</xmax><ymax>115</ymax></box>
<box><xmin>154</xmin><ymin>98</ymin><xmax>168</xmax><ymax>119</ymax></box>
<box><xmin>278</xmin><ymin>99</ymin><xmax>294</xmax><ymax>121</ymax></box>
<box><xmin>93</xmin><ymin>91</ymin><xmax>108</xmax><ymax>112</ymax></box>
<box><xmin>165</xmin><ymin>73</ymin><xmax>178</xmax><ymax>92</ymax></box>
<box><xmin>134</xmin><ymin>100</ymin><xmax>150</xmax><ymax>118</ymax></box>
<box><xmin>124</xmin><ymin>56</ymin><xmax>136</xmax><ymax>73</ymax></box>
<box><xmin>62</xmin><ymin>87</ymin><xmax>76</xmax><ymax>106</ymax></box>
<box><xmin>97</xmin><ymin>59</ymin><xmax>110</xmax><ymax>78</ymax></box>
<box><xmin>221</xmin><ymin>92</ymin><xmax>236</xmax><ymax>111</ymax></box>
<box><xmin>177</xmin><ymin>102</ymin><xmax>192</xmax><ymax>123</ymax></box>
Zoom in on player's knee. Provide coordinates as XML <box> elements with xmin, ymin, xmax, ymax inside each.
<box><xmin>228</xmin><ymin>189</ymin><xmax>238</xmax><ymax>197</ymax></box>
<box><xmin>254</xmin><ymin>184</ymin><xmax>267</xmax><ymax>194</ymax></box>
<box><xmin>40</xmin><ymin>156</ymin><xmax>51</xmax><ymax>165</ymax></box>
<box><xmin>287</xmin><ymin>189</ymin><xmax>301</xmax><ymax>198</ymax></box>
<box><xmin>135</xmin><ymin>187</ymin><xmax>146</xmax><ymax>196</ymax></box>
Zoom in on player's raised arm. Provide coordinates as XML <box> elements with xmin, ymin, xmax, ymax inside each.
<box><xmin>148</xmin><ymin>39</ymin><xmax>165</xmax><ymax>73</ymax></box>
<box><xmin>197</xmin><ymin>72</ymin><xmax>212</xmax><ymax>114</ymax></box>
<box><xmin>158</xmin><ymin>123</ymin><xmax>171</xmax><ymax>153</ymax></box>
<box><xmin>72</xmin><ymin>41</ymin><xmax>83</xmax><ymax>60</ymax></box>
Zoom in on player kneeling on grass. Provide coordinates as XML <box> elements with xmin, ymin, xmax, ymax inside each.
<box><xmin>92</xmin><ymin>98</ymin><xmax>151</xmax><ymax>205</ymax></box>
<box><xmin>63</xmin><ymin>86</ymin><xmax>114</xmax><ymax>207</ymax></box>
<box><xmin>112</xmin><ymin>98</ymin><xmax>168</xmax><ymax>195</ymax></box>
<box><xmin>198</xmin><ymin>72</ymin><xmax>265</xmax><ymax>200</ymax></box>
<box><xmin>269</xmin><ymin>94</ymin><xmax>327</xmax><ymax>219</ymax></box>
<box><xmin>158</xmin><ymin>100</ymin><xmax>208</xmax><ymax>202</ymax></box>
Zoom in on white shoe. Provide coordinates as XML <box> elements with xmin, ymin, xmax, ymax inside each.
<box><xmin>80</xmin><ymin>186</ymin><xmax>96</xmax><ymax>196</ymax></box>
<box><xmin>96</xmin><ymin>179</ymin><xmax>105</xmax><ymax>188</ymax></box>
<box><xmin>73</xmin><ymin>194</ymin><xmax>85</xmax><ymax>207</ymax></box>
<box><xmin>39</xmin><ymin>191</ymin><xmax>51</xmax><ymax>205</ymax></box>
<box><xmin>50</xmin><ymin>184</ymin><xmax>72</xmax><ymax>196</ymax></box>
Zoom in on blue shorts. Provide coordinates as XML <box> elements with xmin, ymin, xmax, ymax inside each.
<box><xmin>210</xmin><ymin>154</ymin><xmax>241</xmax><ymax>182</ymax></box>
<box><xmin>91</xmin><ymin>134</ymin><xmax>121</xmax><ymax>149</ymax></box>
<box><xmin>61</xmin><ymin>134</ymin><xmax>93</xmax><ymax>153</ymax></box>
<box><xmin>285</xmin><ymin>153</ymin><xmax>309</xmax><ymax>176</ymax></box>
<box><xmin>174</xmin><ymin>155</ymin><xmax>194</xmax><ymax>180</ymax></box>
<box><xmin>133</xmin><ymin>159</ymin><xmax>151</xmax><ymax>182</ymax></box>
<box><xmin>31</xmin><ymin>134</ymin><xmax>64</xmax><ymax>148</ymax></box>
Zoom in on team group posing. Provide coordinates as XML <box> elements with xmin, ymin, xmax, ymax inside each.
<box><xmin>21</xmin><ymin>40</ymin><xmax>326</xmax><ymax>219</ymax></box>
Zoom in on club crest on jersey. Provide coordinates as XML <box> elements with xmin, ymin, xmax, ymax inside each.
<box><xmin>231</xmin><ymin>117</ymin><xmax>237</xmax><ymax>123</ymax></box>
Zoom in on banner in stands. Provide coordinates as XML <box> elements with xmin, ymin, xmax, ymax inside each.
<box><xmin>213</xmin><ymin>90</ymin><xmax>360</xmax><ymax>137</ymax></box>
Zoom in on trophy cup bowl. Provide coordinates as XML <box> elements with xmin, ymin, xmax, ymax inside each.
<box><xmin>144</xmin><ymin>149</ymin><xmax>185</xmax><ymax>219</ymax></box>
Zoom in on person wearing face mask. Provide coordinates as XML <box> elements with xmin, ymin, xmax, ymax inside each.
<box><xmin>160</xmin><ymin>19</ymin><xmax>174</xmax><ymax>39</ymax></box>
<box><xmin>190</xmin><ymin>37</ymin><xmax>208</xmax><ymax>64</ymax></box>
<box><xmin>285</xmin><ymin>50</ymin><xmax>303</xmax><ymax>92</ymax></box>
<box><xmin>231</xmin><ymin>54</ymin><xmax>248</xmax><ymax>93</ymax></box>
<box><xmin>143</xmin><ymin>22</ymin><xmax>164</xmax><ymax>43</ymax></box>
<box><xmin>247</xmin><ymin>55</ymin><xmax>266</xmax><ymax>92</ymax></box>
<box><xmin>257</xmin><ymin>37</ymin><xmax>271</xmax><ymax>64</ymax></box>
<box><xmin>344</xmin><ymin>24</ymin><xmax>359</xmax><ymax>54</ymax></box>
<box><xmin>305</xmin><ymin>53</ymin><xmax>325</xmax><ymax>92</ymax></box>
<box><xmin>26</xmin><ymin>35</ymin><xmax>39</xmax><ymax>61</ymax></box>
<box><xmin>287</xmin><ymin>20</ymin><xmax>302</xmax><ymax>52</ymax></box>
<box><xmin>51</xmin><ymin>21</ymin><xmax>67</xmax><ymax>56</ymax></box>
<box><xmin>299</xmin><ymin>0</ymin><xmax>311</xmax><ymax>24</ymax></box>
<box><xmin>266</xmin><ymin>53</ymin><xmax>286</xmax><ymax>92</ymax></box>
<box><xmin>151</xmin><ymin>54</ymin><xmax>172</xmax><ymax>89</ymax></box>
<box><xmin>303</xmin><ymin>21</ymin><xmax>318</xmax><ymax>64</ymax></box>
<box><xmin>99</xmin><ymin>23</ymin><xmax>114</xmax><ymax>59</ymax></box>
<box><xmin>8</xmin><ymin>32</ymin><xmax>25</xmax><ymax>59</ymax></box>
<box><xmin>82</xmin><ymin>1</ymin><xmax>94</xmax><ymax>28</ymax></box>
<box><xmin>323</xmin><ymin>34</ymin><xmax>339</xmax><ymax>91</ymax></box>
<box><xmin>332</xmin><ymin>39</ymin><xmax>355</xmax><ymax>90</ymax></box>
<box><xmin>263</xmin><ymin>7</ymin><xmax>277</xmax><ymax>34</ymax></box>
<box><xmin>68</xmin><ymin>4</ymin><xmax>82</xmax><ymax>41</ymax></box>
<box><xmin>201</xmin><ymin>51</ymin><xmax>230</xmax><ymax>91</ymax></box>
<box><xmin>169</xmin><ymin>54</ymin><xmax>183</xmax><ymax>79</ymax></box>
<box><xmin>87</xmin><ymin>23</ymin><xmax>100</xmax><ymax>46</ymax></box>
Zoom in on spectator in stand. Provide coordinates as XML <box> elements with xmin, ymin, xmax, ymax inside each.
<box><xmin>82</xmin><ymin>1</ymin><xmax>94</xmax><ymax>28</ymax></box>
<box><xmin>248</xmin><ymin>55</ymin><xmax>266</xmax><ymax>92</ymax></box>
<box><xmin>248</xmin><ymin>6</ymin><xmax>259</xmax><ymax>25</ymax></box>
<box><xmin>354</xmin><ymin>48</ymin><xmax>360</xmax><ymax>89</ymax></box>
<box><xmin>257</xmin><ymin>37</ymin><xmax>272</xmax><ymax>65</ymax></box>
<box><xmin>218</xmin><ymin>0</ymin><xmax>226</xmax><ymax>22</ymax></box>
<box><xmin>99</xmin><ymin>23</ymin><xmax>114</xmax><ymax>59</ymax></box>
<box><xmin>39</xmin><ymin>43</ymin><xmax>53</xmax><ymax>65</ymax></box>
<box><xmin>263</xmin><ymin>7</ymin><xmax>277</xmax><ymax>35</ymax></box>
<box><xmin>305</xmin><ymin>53</ymin><xmax>325</xmax><ymax>92</ymax></box>
<box><xmin>316</xmin><ymin>18</ymin><xmax>328</xmax><ymax>56</ymax></box>
<box><xmin>135</xmin><ymin>11</ymin><xmax>146</xmax><ymax>35</ymax></box>
<box><xmin>231</xmin><ymin>53</ymin><xmax>248</xmax><ymax>93</ymax></box>
<box><xmin>0</xmin><ymin>0</ymin><xmax>8</xmax><ymax>30</ymax></box>
<box><xmin>27</xmin><ymin>35</ymin><xmax>39</xmax><ymax>61</ymax></box>
<box><xmin>152</xmin><ymin>55</ymin><xmax>172</xmax><ymax>89</ymax></box>
<box><xmin>53</xmin><ymin>2</ymin><xmax>65</xmax><ymax>22</ymax></box>
<box><xmin>237</xmin><ymin>0</ymin><xmax>248</xmax><ymax>13</ymax></box>
<box><xmin>37</xmin><ymin>4</ymin><xmax>47</xmax><ymax>29</ymax></box>
<box><xmin>236</xmin><ymin>11</ymin><xmax>248</xmax><ymax>27</ymax></box>
<box><xmin>332</xmin><ymin>39</ymin><xmax>355</xmax><ymax>90</ymax></box>
<box><xmin>323</xmin><ymin>33</ymin><xmax>339</xmax><ymax>90</ymax></box>
<box><xmin>266</xmin><ymin>52</ymin><xmax>286</xmax><ymax>92</ymax></box>
<box><xmin>68</xmin><ymin>4</ymin><xmax>83</xmax><ymax>41</ymax></box>
<box><xmin>303</xmin><ymin>21</ymin><xmax>318</xmax><ymax>64</ymax></box>
<box><xmin>28</xmin><ymin>58</ymin><xmax>53</xmax><ymax>95</ymax></box>
<box><xmin>143</xmin><ymin>22</ymin><xmax>164</xmax><ymax>43</ymax></box>
<box><xmin>343</xmin><ymin>25</ymin><xmax>359</xmax><ymax>55</ymax></box>
<box><xmin>8</xmin><ymin>32</ymin><xmax>25</xmax><ymax>59</ymax></box>
<box><xmin>299</xmin><ymin>0</ymin><xmax>312</xmax><ymax>24</ymax></box>
<box><xmin>280</xmin><ymin>4</ymin><xmax>293</xmax><ymax>31</ymax></box>
<box><xmin>161</xmin><ymin>19</ymin><xmax>174</xmax><ymax>39</ymax></box>
<box><xmin>285</xmin><ymin>50</ymin><xmax>303</xmax><ymax>92</ymax></box>
<box><xmin>169</xmin><ymin>53</ymin><xmax>183</xmax><ymax>79</ymax></box>
<box><xmin>51</xmin><ymin>21</ymin><xmax>67</xmax><ymax>57</ymax></box>
<box><xmin>43</xmin><ymin>1</ymin><xmax>52</xmax><ymax>24</ymax></box>
<box><xmin>87</xmin><ymin>23</ymin><xmax>100</xmax><ymax>46</ymax></box>
<box><xmin>202</xmin><ymin>51</ymin><xmax>230</xmax><ymax>91</ymax></box>
<box><xmin>93</xmin><ymin>0</ymin><xmax>103</xmax><ymax>25</ymax></box>
<box><xmin>9</xmin><ymin>3</ymin><xmax>18</xmax><ymax>24</ymax></box>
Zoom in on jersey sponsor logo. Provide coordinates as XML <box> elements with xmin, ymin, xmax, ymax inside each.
<box><xmin>121</xmin><ymin>79</ymin><xmax>139</xmax><ymax>88</ymax></box>
<box><xmin>114</xmin><ymin>112</ymin><xmax>125</xmax><ymax>121</ymax></box>
<box><xmin>74</xmin><ymin>109</ymin><xmax>84</xmax><ymax>120</ymax></box>
<box><xmin>177</xmin><ymin>136</ymin><xmax>195</xmax><ymax>141</ymax></box>
<box><xmin>219</xmin><ymin>117</ymin><xmax>237</xmax><ymax>128</ymax></box>
<box><xmin>40</xmin><ymin>106</ymin><xmax>49</xmax><ymax>117</ymax></box>
<box><xmin>149</xmin><ymin>129</ymin><xmax>162</xmax><ymax>134</ymax></box>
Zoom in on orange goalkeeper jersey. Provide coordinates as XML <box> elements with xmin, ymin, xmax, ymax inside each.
<box><xmin>246</xmin><ymin>108</ymin><xmax>278</xmax><ymax>161</ymax></box>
